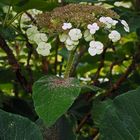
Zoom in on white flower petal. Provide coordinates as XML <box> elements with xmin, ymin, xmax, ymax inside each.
<box><xmin>34</xmin><ymin>33</ymin><xmax>48</xmax><ymax>45</ymax></box>
<box><xmin>89</xmin><ymin>41</ymin><xmax>96</xmax><ymax>48</ymax></box>
<box><xmin>26</xmin><ymin>26</ymin><xmax>39</xmax><ymax>37</ymax></box>
<box><xmin>88</xmin><ymin>47</ymin><xmax>97</xmax><ymax>56</ymax></box>
<box><xmin>84</xmin><ymin>30</ymin><xmax>93</xmax><ymax>41</ymax></box>
<box><xmin>108</xmin><ymin>30</ymin><xmax>121</xmax><ymax>42</ymax></box>
<box><xmin>99</xmin><ymin>16</ymin><xmax>118</xmax><ymax>29</ymax></box>
<box><xmin>69</xmin><ymin>28</ymin><xmax>82</xmax><ymax>41</ymax></box>
<box><xmin>89</xmin><ymin>41</ymin><xmax>104</xmax><ymax>56</ymax></box>
<box><xmin>66</xmin><ymin>37</ymin><xmax>73</xmax><ymax>46</ymax></box>
<box><xmin>106</xmin><ymin>17</ymin><xmax>113</xmax><ymax>24</ymax></box>
<box><xmin>96</xmin><ymin>49</ymin><xmax>103</xmax><ymax>54</ymax></box>
<box><xmin>66</xmin><ymin>45</ymin><xmax>76</xmax><ymax>51</ymax></box>
<box><xmin>62</xmin><ymin>22</ymin><xmax>72</xmax><ymax>30</ymax></box>
<box><xmin>99</xmin><ymin>17</ymin><xmax>106</xmax><ymax>23</ymax></box>
<box><xmin>40</xmin><ymin>33</ymin><xmax>48</xmax><ymax>42</ymax></box>
<box><xmin>87</xmin><ymin>24</ymin><xmax>93</xmax><ymax>30</ymax></box>
<box><xmin>121</xmin><ymin>20</ymin><xmax>130</xmax><ymax>32</ymax></box>
<box><xmin>73</xmin><ymin>40</ymin><xmax>79</xmax><ymax>45</ymax></box>
<box><xmin>114</xmin><ymin>1</ymin><xmax>132</xmax><ymax>8</ymax></box>
<box><xmin>95</xmin><ymin>42</ymin><xmax>104</xmax><ymax>50</ymax></box>
<box><xmin>36</xmin><ymin>42</ymin><xmax>51</xmax><ymax>56</ymax></box>
<box><xmin>89</xmin><ymin>29</ymin><xmax>96</xmax><ymax>34</ymax></box>
<box><xmin>112</xmin><ymin>20</ymin><xmax>118</xmax><ymax>26</ymax></box>
<box><xmin>38</xmin><ymin>42</ymin><xmax>51</xmax><ymax>49</ymax></box>
<box><xmin>84</xmin><ymin>30</ymin><xmax>90</xmax><ymax>38</ymax></box>
<box><xmin>59</xmin><ymin>33</ymin><xmax>68</xmax><ymax>42</ymax></box>
<box><xmin>87</xmin><ymin>23</ymin><xmax>99</xmax><ymax>34</ymax></box>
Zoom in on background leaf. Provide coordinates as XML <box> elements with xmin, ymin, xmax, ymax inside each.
<box><xmin>100</xmin><ymin>87</ymin><xmax>140</xmax><ymax>140</ymax></box>
<box><xmin>0</xmin><ymin>109</ymin><xmax>43</xmax><ymax>140</ymax></box>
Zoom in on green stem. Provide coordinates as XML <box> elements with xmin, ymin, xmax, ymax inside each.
<box><xmin>7</xmin><ymin>12</ymin><xmax>23</xmax><ymax>26</ymax></box>
<box><xmin>3</xmin><ymin>5</ymin><xmax>11</xmax><ymax>27</ymax></box>
<box><xmin>64</xmin><ymin>50</ymin><xmax>75</xmax><ymax>79</ymax></box>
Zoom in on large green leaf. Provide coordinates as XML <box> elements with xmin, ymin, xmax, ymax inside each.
<box><xmin>100</xmin><ymin>87</ymin><xmax>140</xmax><ymax>140</ymax></box>
<box><xmin>0</xmin><ymin>0</ymin><xmax>58</xmax><ymax>12</ymax></box>
<box><xmin>0</xmin><ymin>109</ymin><xmax>43</xmax><ymax>140</ymax></box>
<box><xmin>33</xmin><ymin>75</ymin><xmax>81</xmax><ymax>127</ymax></box>
<box><xmin>36</xmin><ymin>115</ymin><xmax>76</xmax><ymax>140</ymax></box>
<box><xmin>14</xmin><ymin>0</ymin><xmax>58</xmax><ymax>12</ymax></box>
<box><xmin>92</xmin><ymin>99</ymin><xmax>112</xmax><ymax>127</ymax></box>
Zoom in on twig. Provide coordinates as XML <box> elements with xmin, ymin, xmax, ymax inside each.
<box><xmin>25</xmin><ymin>12</ymin><xmax>37</xmax><ymax>24</ymax></box>
<box><xmin>26</xmin><ymin>42</ymin><xmax>34</xmax><ymax>86</ymax></box>
<box><xmin>75</xmin><ymin>112</ymin><xmax>91</xmax><ymax>133</ymax></box>
<box><xmin>93</xmin><ymin>133</ymin><xmax>100</xmax><ymax>140</ymax></box>
<box><xmin>108</xmin><ymin>57</ymin><xmax>130</xmax><ymax>86</ymax></box>
<box><xmin>103</xmin><ymin>50</ymin><xmax>140</xmax><ymax>98</ymax></box>
<box><xmin>54</xmin><ymin>37</ymin><xmax>59</xmax><ymax>74</ymax></box>
<box><xmin>75</xmin><ymin>47</ymin><xmax>107</xmax><ymax>133</ymax></box>
<box><xmin>92</xmin><ymin>47</ymin><xmax>107</xmax><ymax>85</ymax></box>
<box><xmin>0</xmin><ymin>34</ymin><xmax>31</xmax><ymax>93</ymax></box>
<box><xmin>42</xmin><ymin>57</ymin><xmax>49</xmax><ymax>74</ymax></box>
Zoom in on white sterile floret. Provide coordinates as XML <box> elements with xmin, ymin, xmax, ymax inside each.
<box><xmin>68</xmin><ymin>28</ymin><xmax>82</xmax><ymax>41</ymax></box>
<box><xmin>88</xmin><ymin>41</ymin><xmax>104</xmax><ymax>56</ymax></box>
<box><xmin>99</xmin><ymin>16</ymin><xmax>118</xmax><ymax>29</ymax></box>
<box><xmin>36</xmin><ymin>42</ymin><xmax>51</xmax><ymax>56</ymax></box>
<box><xmin>108</xmin><ymin>30</ymin><xmax>121</xmax><ymax>42</ymax></box>
<box><xmin>112</xmin><ymin>20</ymin><xmax>118</xmax><ymax>26</ymax></box>
<box><xmin>34</xmin><ymin>33</ymin><xmax>48</xmax><ymax>45</ymax></box>
<box><xmin>26</xmin><ymin>26</ymin><xmax>39</xmax><ymax>37</ymax></box>
<box><xmin>121</xmin><ymin>20</ymin><xmax>130</xmax><ymax>32</ymax></box>
<box><xmin>99</xmin><ymin>16</ymin><xmax>106</xmax><ymax>23</ymax></box>
<box><xmin>114</xmin><ymin>1</ymin><xmax>132</xmax><ymax>8</ymax></box>
<box><xmin>65</xmin><ymin>37</ymin><xmax>79</xmax><ymax>46</ymax></box>
<box><xmin>87</xmin><ymin>23</ymin><xmax>99</xmax><ymax>34</ymax></box>
<box><xmin>59</xmin><ymin>33</ymin><xmax>68</xmax><ymax>42</ymax></box>
<box><xmin>62</xmin><ymin>22</ymin><xmax>72</xmax><ymax>30</ymax></box>
<box><xmin>84</xmin><ymin>30</ymin><xmax>93</xmax><ymax>42</ymax></box>
<box><xmin>66</xmin><ymin>45</ymin><xmax>76</xmax><ymax>51</ymax></box>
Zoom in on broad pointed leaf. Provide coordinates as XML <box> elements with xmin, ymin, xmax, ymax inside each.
<box><xmin>0</xmin><ymin>109</ymin><xmax>43</xmax><ymax>140</ymax></box>
<box><xmin>100</xmin><ymin>87</ymin><xmax>140</xmax><ymax>140</ymax></box>
<box><xmin>33</xmin><ymin>75</ymin><xmax>81</xmax><ymax>127</ymax></box>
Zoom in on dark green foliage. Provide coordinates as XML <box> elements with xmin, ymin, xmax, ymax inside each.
<box><xmin>0</xmin><ymin>109</ymin><xmax>43</xmax><ymax>140</ymax></box>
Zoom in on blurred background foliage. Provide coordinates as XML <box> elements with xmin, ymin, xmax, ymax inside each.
<box><xmin>0</xmin><ymin>0</ymin><xmax>140</xmax><ymax>139</ymax></box>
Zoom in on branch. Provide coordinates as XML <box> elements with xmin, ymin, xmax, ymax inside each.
<box><xmin>0</xmin><ymin>34</ymin><xmax>31</xmax><ymax>93</ymax></box>
<box><xmin>91</xmin><ymin>47</ymin><xmax>107</xmax><ymax>85</ymax></box>
<box><xmin>75</xmin><ymin>112</ymin><xmax>91</xmax><ymax>133</ymax></box>
<box><xmin>25</xmin><ymin>12</ymin><xmax>37</xmax><ymax>24</ymax></box>
<box><xmin>26</xmin><ymin>41</ymin><xmax>34</xmax><ymax>85</ymax></box>
<box><xmin>104</xmin><ymin>50</ymin><xmax>140</xmax><ymax>98</ymax></box>
<box><xmin>71</xmin><ymin>46</ymin><xmax>86</xmax><ymax>76</ymax></box>
<box><xmin>93</xmin><ymin>133</ymin><xmax>100</xmax><ymax>140</ymax></box>
<box><xmin>108</xmin><ymin>57</ymin><xmax>130</xmax><ymax>86</ymax></box>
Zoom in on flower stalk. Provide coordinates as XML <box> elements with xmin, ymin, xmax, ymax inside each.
<box><xmin>64</xmin><ymin>50</ymin><xmax>76</xmax><ymax>78</ymax></box>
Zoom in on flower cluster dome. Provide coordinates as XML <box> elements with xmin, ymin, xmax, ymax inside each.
<box><xmin>26</xmin><ymin>4</ymin><xmax>130</xmax><ymax>57</ymax></box>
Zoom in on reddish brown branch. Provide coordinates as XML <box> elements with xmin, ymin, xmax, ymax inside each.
<box><xmin>25</xmin><ymin>12</ymin><xmax>37</xmax><ymax>24</ymax></box>
<box><xmin>92</xmin><ymin>47</ymin><xmax>107</xmax><ymax>85</ymax></box>
<box><xmin>109</xmin><ymin>57</ymin><xmax>130</xmax><ymax>86</ymax></box>
<box><xmin>75</xmin><ymin>112</ymin><xmax>91</xmax><ymax>133</ymax></box>
<box><xmin>104</xmin><ymin>57</ymin><xmax>136</xmax><ymax>97</ymax></box>
<box><xmin>0</xmin><ymin>34</ymin><xmax>31</xmax><ymax>93</ymax></box>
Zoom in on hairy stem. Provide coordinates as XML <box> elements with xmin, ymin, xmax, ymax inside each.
<box><xmin>64</xmin><ymin>50</ymin><xmax>75</xmax><ymax>78</ymax></box>
<box><xmin>3</xmin><ymin>5</ymin><xmax>11</xmax><ymax>27</ymax></box>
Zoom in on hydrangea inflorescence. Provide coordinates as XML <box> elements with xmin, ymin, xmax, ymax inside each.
<box><xmin>26</xmin><ymin>4</ymin><xmax>129</xmax><ymax>56</ymax></box>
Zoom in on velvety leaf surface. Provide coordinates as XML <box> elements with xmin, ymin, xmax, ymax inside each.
<box><xmin>33</xmin><ymin>75</ymin><xmax>81</xmax><ymax>127</ymax></box>
<box><xmin>100</xmin><ymin>87</ymin><xmax>140</xmax><ymax>140</ymax></box>
<box><xmin>0</xmin><ymin>109</ymin><xmax>43</xmax><ymax>140</ymax></box>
